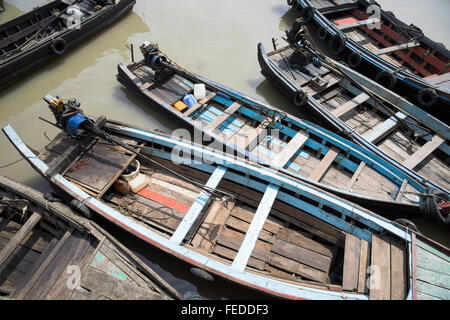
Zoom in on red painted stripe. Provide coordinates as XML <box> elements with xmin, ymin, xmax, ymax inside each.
<box><xmin>333</xmin><ymin>16</ymin><xmax>358</xmax><ymax>26</ymax></box>
<box><xmin>138</xmin><ymin>188</ymin><xmax>190</xmax><ymax>214</ymax></box>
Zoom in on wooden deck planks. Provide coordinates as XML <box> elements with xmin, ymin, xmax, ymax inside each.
<box><xmin>231</xmin><ymin>184</ymin><xmax>279</xmax><ymax>272</ymax></box>
<box><xmin>271</xmin><ymin>131</ymin><xmax>309</xmax><ymax>168</ymax></box>
<box><xmin>369</xmin><ymin>234</ymin><xmax>391</xmax><ymax>300</ymax></box>
<box><xmin>309</xmin><ymin>148</ymin><xmax>339</xmax><ymax>181</ymax></box>
<box><xmin>184</xmin><ymin>93</ymin><xmax>217</xmax><ymax>117</ymax></box>
<box><xmin>331</xmin><ymin>93</ymin><xmax>370</xmax><ymax>118</ymax></box>
<box><xmin>0</xmin><ymin>211</ymin><xmax>42</xmax><ymax>266</ymax></box>
<box><xmin>205</xmin><ymin>102</ymin><xmax>242</xmax><ymax>131</ymax></box>
<box><xmin>342</xmin><ymin>234</ymin><xmax>361</xmax><ymax>291</ymax></box>
<box><xmin>358</xmin><ymin>239</ymin><xmax>370</xmax><ymax>294</ymax></box>
<box><xmin>402</xmin><ymin>135</ymin><xmax>445</xmax><ymax>169</ymax></box>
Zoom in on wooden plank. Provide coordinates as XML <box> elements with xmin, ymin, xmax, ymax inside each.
<box><xmin>205</xmin><ymin>102</ymin><xmax>242</xmax><ymax>131</ymax></box>
<box><xmin>416</xmin><ymin>280</ymin><xmax>450</xmax><ymax>300</ymax></box>
<box><xmin>402</xmin><ymin>135</ymin><xmax>445</xmax><ymax>169</ymax></box>
<box><xmin>225</xmin><ymin>216</ymin><xmax>274</xmax><ymax>244</ymax></box>
<box><xmin>369</xmin><ymin>234</ymin><xmax>391</xmax><ymax>300</ymax></box>
<box><xmin>212</xmin><ymin>244</ymin><xmax>265</xmax><ymax>270</ymax></box>
<box><xmin>342</xmin><ymin>234</ymin><xmax>361</xmax><ymax>291</ymax></box>
<box><xmin>0</xmin><ymin>211</ymin><xmax>42</xmax><ymax>266</ymax></box>
<box><xmin>271</xmin><ymin>131</ymin><xmax>309</xmax><ymax>168</ymax></box>
<box><xmin>331</xmin><ymin>93</ymin><xmax>370</xmax><ymax>118</ymax></box>
<box><xmin>231</xmin><ymin>184</ymin><xmax>279</xmax><ymax>272</ymax></box>
<box><xmin>230</xmin><ymin>206</ymin><xmax>281</xmax><ymax>235</ymax></box>
<box><xmin>390</xmin><ymin>237</ymin><xmax>407</xmax><ymax>300</ymax></box>
<box><xmin>80</xmin><ymin>266</ymin><xmax>164</xmax><ymax>300</ymax></box>
<box><xmin>337</xmin><ymin>18</ymin><xmax>380</xmax><ymax>30</ymax></box>
<box><xmin>268</xmin><ymin>253</ymin><xmax>328</xmax><ymax>283</ymax></box>
<box><xmin>191</xmin><ymin>200</ymin><xmax>234</xmax><ymax>250</ymax></box>
<box><xmin>271</xmin><ymin>238</ymin><xmax>331</xmax><ymax>273</ymax></box>
<box><xmin>374</xmin><ymin>42</ymin><xmax>420</xmax><ymax>55</ymax></box>
<box><xmin>170</xmin><ymin>165</ymin><xmax>227</xmax><ymax>244</ymax></box>
<box><xmin>184</xmin><ymin>93</ymin><xmax>217</xmax><ymax>117</ymax></box>
<box><xmin>309</xmin><ymin>149</ymin><xmax>339</xmax><ymax>181</ymax></box>
<box><xmin>358</xmin><ymin>239</ymin><xmax>370</xmax><ymax>293</ymax></box>
<box><xmin>11</xmin><ymin>229</ymin><xmax>73</xmax><ymax>300</ymax></box>
<box><xmin>415</xmin><ymin>246</ymin><xmax>450</xmax><ymax>276</ymax></box>
<box><xmin>347</xmin><ymin>162</ymin><xmax>366</xmax><ymax>191</ymax></box>
<box><xmin>363</xmin><ymin>112</ymin><xmax>407</xmax><ymax>144</ymax></box>
<box><xmin>276</xmin><ymin>227</ymin><xmax>333</xmax><ymax>258</ymax></box>
<box><xmin>395</xmin><ymin>179</ymin><xmax>408</xmax><ymax>202</ymax></box>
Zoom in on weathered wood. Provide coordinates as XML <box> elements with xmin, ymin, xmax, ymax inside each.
<box><xmin>363</xmin><ymin>112</ymin><xmax>407</xmax><ymax>144</ymax></box>
<box><xmin>357</xmin><ymin>239</ymin><xmax>370</xmax><ymax>294</ymax></box>
<box><xmin>331</xmin><ymin>93</ymin><xmax>370</xmax><ymax>118</ymax></box>
<box><xmin>337</xmin><ymin>18</ymin><xmax>380</xmax><ymax>30</ymax></box>
<box><xmin>347</xmin><ymin>162</ymin><xmax>366</xmax><ymax>191</ymax></box>
<box><xmin>184</xmin><ymin>93</ymin><xmax>217</xmax><ymax>117</ymax></box>
<box><xmin>271</xmin><ymin>131</ymin><xmax>309</xmax><ymax>168</ymax></box>
<box><xmin>268</xmin><ymin>253</ymin><xmax>328</xmax><ymax>283</ymax></box>
<box><xmin>374</xmin><ymin>42</ymin><xmax>420</xmax><ymax>55</ymax></box>
<box><xmin>0</xmin><ymin>211</ymin><xmax>42</xmax><ymax>266</ymax></box>
<box><xmin>276</xmin><ymin>227</ymin><xmax>333</xmax><ymax>258</ymax></box>
<box><xmin>80</xmin><ymin>266</ymin><xmax>165</xmax><ymax>300</ymax></box>
<box><xmin>170</xmin><ymin>165</ymin><xmax>227</xmax><ymax>244</ymax></box>
<box><xmin>309</xmin><ymin>148</ymin><xmax>339</xmax><ymax>181</ymax></box>
<box><xmin>206</xmin><ymin>102</ymin><xmax>242</xmax><ymax>131</ymax></box>
<box><xmin>230</xmin><ymin>206</ymin><xmax>281</xmax><ymax>235</ymax></box>
<box><xmin>225</xmin><ymin>216</ymin><xmax>274</xmax><ymax>244</ymax></box>
<box><xmin>212</xmin><ymin>244</ymin><xmax>265</xmax><ymax>270</ymax></box>
<box><xmin>370</xmin><ymin>234</ymin><xmax>391</xmax><ymax>300</ymax></box>
<box><xmin>395</xmin><ymin>179</ymin><xmax>408</xmax><ymax>202</ymax></box>
<box><xmin>342</xmin><ymin>234</ymin><xmax>361</xmax><ymax>291</ymax></box>
<box><xmin>390</xmin><ymin>237</ymin><xmax>407</xmax><ymax>300</ymax></box>
<box><xmin>232</xmin><ymin>184</ymin><xmax>279</xmax><ymax>272</ymax></box>
<box><xmin>402</xmin><ymin>135</ymin><xmax>445</xmax><ymax>169</ymax></box>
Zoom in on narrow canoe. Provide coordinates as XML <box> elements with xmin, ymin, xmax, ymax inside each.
<box><xmin>116</xmin><ymin>43</ymin><xmax>447</xmax><ymax>223</ymax></box>
<box><xmin>0</xmin><ymin>175</ymin><xmax>180</xmax><ymax>300</ymax></box>
<box><xmin>0</xmin><ymin>0</ymin><xmax>136</xmax><ymax>90</ymax></box>
<box><xmin>257</xmin><ymin>41</ymin><xmax>450</xmax><ymax>225</ymax></box>
<box><xmin>3</xmin><ymin>115</ymin><xmax>448</xmax><ymax>300</ymax></box>
<box><xmin>288</xmin><ymin>0</ymin><xmax>450</xmax><ymax>123</ymax></box>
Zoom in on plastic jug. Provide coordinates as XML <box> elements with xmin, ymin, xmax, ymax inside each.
<box><xmin>194</xmin><ymin>84</ymin><xmax>206</xmax><ymax>100</ymax></box>
<box><xmin>183</xmin><ymin>93</ymin><xmax>198</xmax><ymax>109</ymax></box>
<box><xmin>128</xmin><ymin>173</ymin><xmax>148</xmax><ymax>193</ymax></box>
<box><xmin>174</xmin><ymin>101</ymin><xmax>188</xmax><ymax>112</ymax></box>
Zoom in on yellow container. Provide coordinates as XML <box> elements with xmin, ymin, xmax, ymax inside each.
<box><xmin>173</xmin><ymin>101</ymin><xmax>188</xmax><ymax>112</ymax></box>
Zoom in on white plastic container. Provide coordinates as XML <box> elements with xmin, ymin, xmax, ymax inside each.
<box><xmin>194</xmin><ymin>84</ymin><xmax>206</xmax><ymax>101</ymax></box>
<box><xmin>121</xmin><ymin>160</ymin><xmax>140</xmax><ymax>182</ymax></box>
<box><xmin>127</xmin><ymin>173</ymin><xmax>148</xmax><ymax>193</ymax></box>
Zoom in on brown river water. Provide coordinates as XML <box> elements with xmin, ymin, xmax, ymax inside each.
<box><xmin>0</xmin><ymin>0</ymin><xmax>448</xmax><ymax>299</ymax></box>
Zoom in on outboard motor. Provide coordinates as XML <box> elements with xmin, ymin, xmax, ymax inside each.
<box><xmin>43</xmin><ymin>94</ymin><xmax>88</xmax><ymax>136</ymax></box>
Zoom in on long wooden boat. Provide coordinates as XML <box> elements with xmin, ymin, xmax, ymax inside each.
<box><xmin>0</xmin><ymin>0</ymin><xmax>135</xmax><ymax>90</ymax></box>
<box><xmin>116</xmin><ymin>43</ymin><xmax>449</xmax><ymax>223</ymax></box>
<box><xmin>0</xmin><ymin>175</ymin><xmax>180</xmax><ymax>300</ymax></box>
<box><xmin>257</xmin><ymin>40</ymin><xmax>450</xmax><ymax>225</ymax></box>
<box><xmin>3</xmin><ymin>110</ymin><xmax>449</xmax><ymax>300</ymax></box>
<box><xmin>288</xmin><ymin>0</ymin><xmax>450</xmax><ymax>124</ymax></box>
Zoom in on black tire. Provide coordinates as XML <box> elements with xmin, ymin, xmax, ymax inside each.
<box><xmin>394</xmin><ymin>218</ymin><xmax>421</xmax><ymax>234</ymax></box>
<box><xmin>50</xmin><ymin>38</ymin><xmax>68</xmax><ymax>55</ymax></box>
<box><xmin>287</xmin><ymin>0</ymin><xmax>294</xmax><ymax>6</ymax></box>
<box><xmin>70</xmin><ymin>199</ymin><xmax>92</xmax><ymax>219</ymax></box>
<box><xmin>317</xmin><ymin>26</ymin><xmax>328</xmax><ymax>41</ymax></box>
<box><xmin>347</xmin><ymin>51</ymin><xmax>362</xmax><ymax>68</ymax></box>
<box><xmin>420</xmin><ymin>188</ymin><xmax>450</xmax><ymax>224</ymax></box>
<box><xmin>375</xmin><ymin>70</ymin><xmax>397</xmax><ymax>90</ymax></box>
<box><xmin>329</xmin><ymin>34</ymin><xmax>346</xmax><ymax>55</ymax></box>
<box><xmin>291</xmin><ymin>91</ymin><xmax>308</xmax><ymax>107</ymax></box>
<box><xmin>417</xmin><ymin>88</ymin><xmax>438</xmax><ymax>108</ymax></box>
<box><xmin>301</xmin><ymin>6</ymin><xmax>315</xmax><ymax>25</ymax></box>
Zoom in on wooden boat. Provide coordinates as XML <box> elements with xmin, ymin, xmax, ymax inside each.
<box><xmin>116</xmin><ymin>42</ymin><xmax>449</xmax><ymax>223</ymax></box>
<box><xmin>257</xmin><ymin>40</ymin><xmax>450</xmax><ymax>225</ymax></box>
<box><xmin>0</xmin><ymin>175</ymin><xmax>180</xmax><ymax>300</ymax></box>
<box><xmin>0</xmin><ymin>0</ymin><xmax>136</xmax><ymax>90</ymax></box>
<box><xmin>3</xmin><ymin>110</ymin><xmax>449</xmax><ymax>300</ymax></box>
<box><xmin>288</xmin><ymin>0</ymin><xmax>450</xmax><ymax>124</ymax></box>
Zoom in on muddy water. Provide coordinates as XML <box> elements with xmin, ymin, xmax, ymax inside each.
<box><xmin>0</xmin><ymin>0</ymin><xmax>448</xmax><ymax>299</ymax></box>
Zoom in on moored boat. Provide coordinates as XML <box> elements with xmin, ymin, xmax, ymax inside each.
<box><xmin>116</xmin><ymin>42</ymin><xmax>449</xmax><ymax>224</ymax></box>
<box><xmin>288</xmin><ymin>0</ymin><xmax>450</xmax><ymax>123</ymax></box>
<box><xmin>0</xmin><ymin>175</ymin><xmax>180</xmax><ymax>300</ymax></box>
<box><xmin>257</xmin><ymin>39</ymin><xmax>450</xmax><ymax>225</ymax></box>
<box><xmin>2</xmin><ymin>105</ymin><xmax>449</xmax><ymax>300</ymax></box>
<box><xmin>0</xmin><ymin>0</ymin><xmax>136</xmax><ymax>90</ymax></box>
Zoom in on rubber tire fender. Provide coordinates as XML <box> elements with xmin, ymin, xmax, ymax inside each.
<box><xmin>420</xmin><ymin>188</ymin><xmax>450</xmax><ymax>224</ymax></box>
<box><xmin>347</xmin><ymin>51</ymin><xmax>362</xmax><ymax>68</ymax></box>
<box><xmin>329</xmin><ymin>34</ymin><xmax>346</xmax><ymax>55</ymax></box>
<box><xmin>291</xmin><ymin>91</ymin><xmax>308</xmax><ymax>107</ymax></box>
<box><xmin>394</xmin><ymin>218</ymin><xmax>421</xmax><ymax>234</ymax></box>
<box><xmin>190</xmin><ymin>267</ymin><xmax>214</xmax><ymax>282</ymax></box>
<box><xmin>375</xmin><ymin>70</ymin><xmax>397</xmax><ymax>90</ymax></box>
<box><xmin>417</xmin><ymin>88</ymin><xmax>438</xmax><ymax>108</ymax></box>
<box><xmin>317</xmin><ymin>26</ymin><xmax>328</xmax><ymax>41</ymax></box>
<box><xmin>50</xmin><ymin>38</ymin><xmax>68</xmax><ymax>55</ymax></box>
